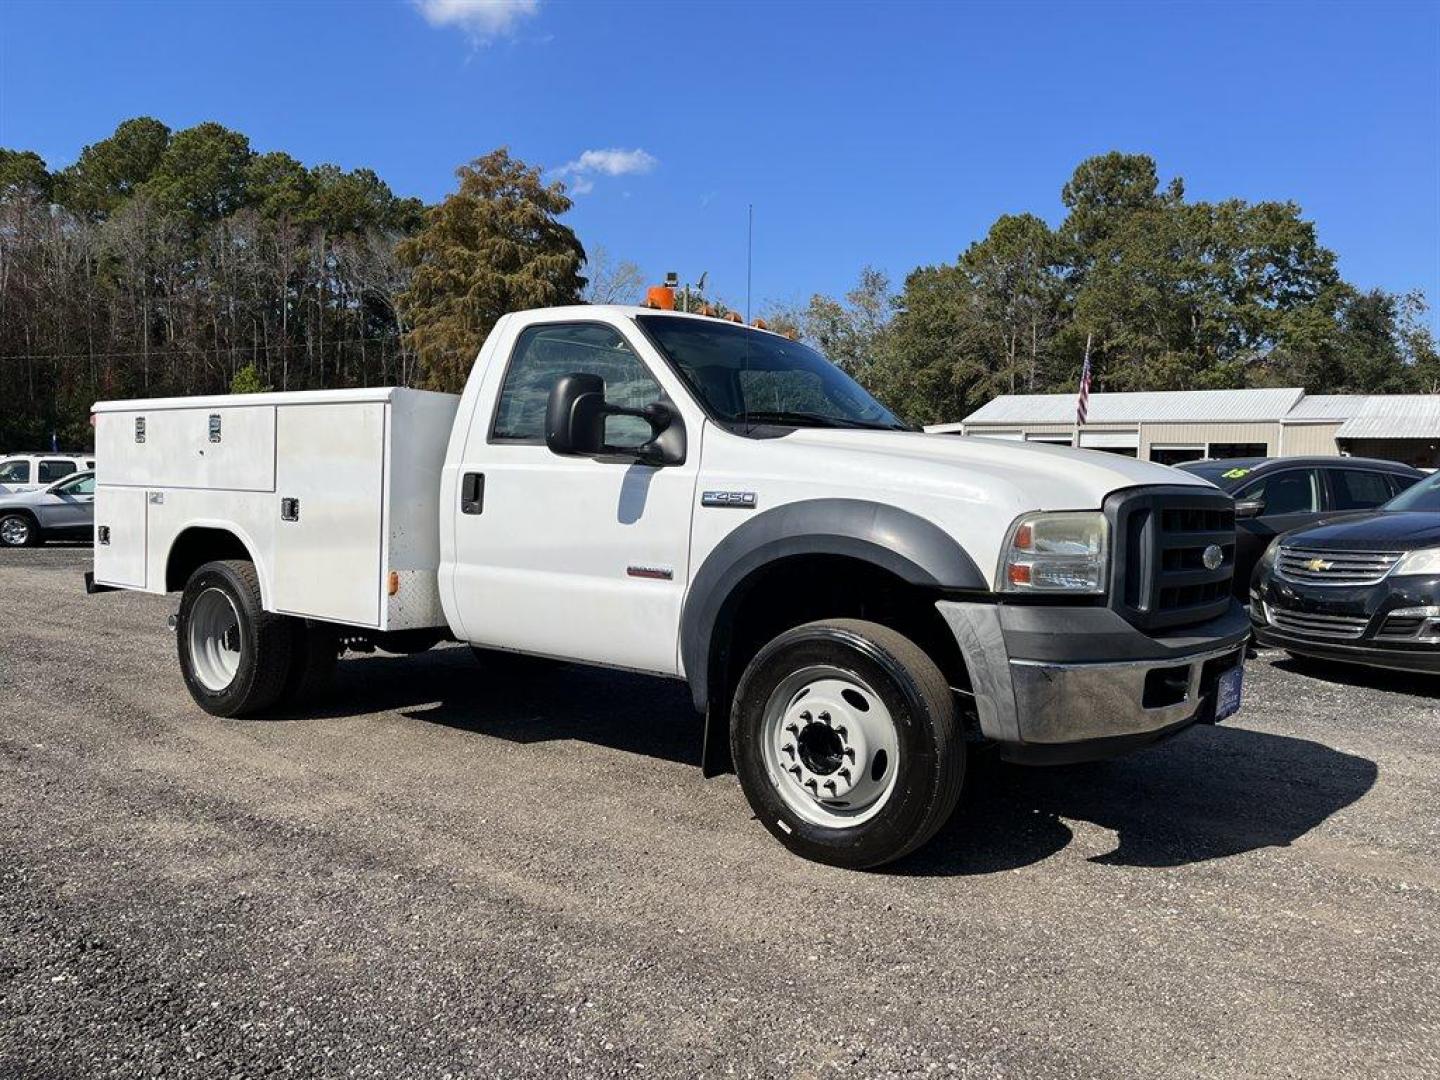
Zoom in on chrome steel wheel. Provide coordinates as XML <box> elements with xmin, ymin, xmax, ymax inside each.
<box><xmin>760</xmin><ymin>665</ymin><xmax>901</xmax><ymax>828</ymax></box>
<box><xmin>0</xmin><ymin>515</ymin><xmax>31</xmax><ymax>546</ymax></box>
<box><xmin>187</xmin><ymin>587</ymin><xmax>243</xmax><ymax>692</ymax></box>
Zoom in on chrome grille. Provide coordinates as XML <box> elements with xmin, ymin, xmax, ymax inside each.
<box><xmin>1267</xmin><ymin>607</ymin><xmax>1370</xmax><ymax>640</ymax></box>
<box><xmin>1110</xmin><ymin>487</ymin><xmax>1236</xmax><ymax>631</ymax></box>
<box><xmin>1275</xmin><ymin>546</ymin><xmax>1402</xmax><ymax>586</ymax></box>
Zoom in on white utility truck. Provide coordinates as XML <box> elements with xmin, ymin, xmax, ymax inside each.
<box><xmin>88</xmin><ymin>301</ymin><xmax>1247</xmax><ymax>867</ymax></box>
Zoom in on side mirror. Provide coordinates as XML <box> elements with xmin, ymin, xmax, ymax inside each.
<box><xmin>545</xmin><ymin>372</ymin><xmax>686</xmax><ymax>466</ymax></box>
<box><xmin>1234</xmin><ymin>498</ymin><xmax>1264</xmax><ymax>520</ymax></box>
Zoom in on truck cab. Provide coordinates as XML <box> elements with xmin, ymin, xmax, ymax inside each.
<box><xmin>90</xmin><ymin>303</ymin><xmax>1248</xmax><ymax>868</ymax></box>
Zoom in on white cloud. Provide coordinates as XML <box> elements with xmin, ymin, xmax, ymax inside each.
<box><xmin>413</xmin><ymin>0</ymin><xmax>540</xmax><ymax>41</ymax></box>
<box><xmin>554</xmin><ymin>148</ymin><xmax>658</xmax><ymax>195</ymax></box>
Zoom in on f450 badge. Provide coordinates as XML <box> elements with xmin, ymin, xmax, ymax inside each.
<box><xmin>701</xmin><ymin>490</ymin><xmax>758</xmax><ymax>509</ymax></box>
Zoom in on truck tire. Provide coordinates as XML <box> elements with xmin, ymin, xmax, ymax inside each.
<box><xmin>730</xmin><ymin>619</ymin><xmax>965</xmax><ymax>869</ymax></box>
<box><xmin>280</xmin><ymin>619</ymin><xmax>340</xmax><ymax>708</ymax></box>
<box><xmin>0</xmin><ymin>511</ymin><xmax>39</xmax><ymax>547</ymax></box>
<box><xmin>176</xmin><ymin>560</ymin><xmax>293</xmax><ymax>717</ymax></box>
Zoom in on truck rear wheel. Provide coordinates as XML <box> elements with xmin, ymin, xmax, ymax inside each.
<box><xmin>730</xmin><ymin>619</ymin><xmax>965</xmax><ymax>869</ymax></box>
<box><xmin>177</xmin><ymin>560</ymin><xmax>293</xmax><ymax>717</ymax></box>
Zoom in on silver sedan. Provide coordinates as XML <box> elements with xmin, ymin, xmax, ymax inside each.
<box><xmin>0</xmin><ymin>470</ymin><xmax>95</xmax><ymax>547</ymax></box>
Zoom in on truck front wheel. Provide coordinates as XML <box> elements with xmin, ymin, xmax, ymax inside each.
<box><xmin>731</xmin><ymin>619</ymin><xmax>965</xmax><ymax>869</ymax></box>
<box><xmin>176</xmin><ymin>560</ymin><xmax>293</xmax><ymax>717</ymax></box>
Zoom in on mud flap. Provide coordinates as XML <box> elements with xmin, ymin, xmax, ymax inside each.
<box><xmin>700</xmin><ymin>706</ymin><xmax>733</xmax><ymax>777</ymax></box>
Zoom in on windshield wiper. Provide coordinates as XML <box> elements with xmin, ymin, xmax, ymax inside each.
<box><xmin>739</xmin><ymin>410</ymin><xmax>904</xmax><ymax>431</ymax></box>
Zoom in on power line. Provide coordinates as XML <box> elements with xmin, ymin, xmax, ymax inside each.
<box><xmin>0</xmin><ymin>335</ymin><xmax>407</xmax><ymax>362</ymax></box>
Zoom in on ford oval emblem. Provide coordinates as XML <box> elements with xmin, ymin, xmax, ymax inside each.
<box><xmin>1202</xmin><ymin>544</ymin><xmax>1224</xmax><ymax>571</ymax></box>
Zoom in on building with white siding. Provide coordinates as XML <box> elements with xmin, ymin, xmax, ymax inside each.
<box><xmin>925</xmin><ymin>390</ymin><xmax>1440</xmax><ymax>467</ymax></box>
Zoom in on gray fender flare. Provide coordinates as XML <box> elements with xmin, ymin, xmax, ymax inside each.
<box><xmin>681</xmin><ymin>497</ymin><xmax>986</xmax><ymax>715</ymax></box>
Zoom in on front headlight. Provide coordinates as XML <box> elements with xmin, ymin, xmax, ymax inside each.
<box><xmin>998</xmin><ymin>511</ymin><xmax>1108</xmax><ymax>594</ymax></box>
<box><xmin>1392</xmin><ymin>548</ymin><xmax>1440</xmax><ymax>576</ymax></box>
<box><xmin>1259</xmin><ymin>538</ymin><xmax>1282</xmax><ymax>572</ymax></box>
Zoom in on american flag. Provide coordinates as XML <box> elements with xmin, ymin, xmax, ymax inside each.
<box><xmin>1075</xmin><ymin>350</ymin><xmax>1093</xmax><ymax>426</ymax></box>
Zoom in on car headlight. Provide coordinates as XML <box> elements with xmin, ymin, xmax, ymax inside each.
<box><xmin>1259</xmin><ymin>538</ymin><xmax>1282</xmax><ymax>572</ymax></box>
<box><xmin>998</xmin><ymin>511</ymin><xmax>1108</xmax><ymax>594</ymax></box>
<box><xmin>1392</xmin><ymin>548</ymin><xmax>1440</xmax><ymax>576</ymax></box>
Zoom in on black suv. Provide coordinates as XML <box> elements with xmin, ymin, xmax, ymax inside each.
<box><xmin>1251</xmin><ymin>470</ymin><xmax>1440</xmax><ymax>675</ymax></box>
<box><xmin>1178</xmin><ymin>456</ymin><xmax>1424</xmax><ymax>597</ymax></box>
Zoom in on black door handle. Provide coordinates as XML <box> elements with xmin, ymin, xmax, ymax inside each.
<box><xmin>461</xmin><ymin>472</ymin><xmax>484</xmax><ymax>515</ymax></box>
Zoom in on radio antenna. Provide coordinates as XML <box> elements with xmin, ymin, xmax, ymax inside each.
<box><xmin>746</xmin><ymin>203</ymin><xmax>754</xmax><ymax>322</ymax></box>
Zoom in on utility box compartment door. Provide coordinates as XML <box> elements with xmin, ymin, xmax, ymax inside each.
<box><xmin>97</xmin><ymin>405</ymin><xmax>276</xmax><ymax>491</ymax></box>
<box><xmin>272</xmin><ymin>402</ymin><xmax>385</xmax><ymax>626</ymax></box>
<box><xmin>93</xmin><ymin>487</ymin><xmax>147</xmax><ymax>588</ymax></box>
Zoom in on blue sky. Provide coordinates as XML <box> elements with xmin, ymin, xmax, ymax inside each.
<box><xmin>2</xmin><ymin>1</ymin><xmax>1437</xmax><ymax>319</ymax></box>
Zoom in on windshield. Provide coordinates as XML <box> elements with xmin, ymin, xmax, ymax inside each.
<box><xmin>635</xmin><ymin>315</ymin><xmax>906</xmax><ymax>431</ymax></box>
<box><xmin>1383</xmin><ymin>471</ymin><xmax>1440</xmax><ymax>512</ymax></box>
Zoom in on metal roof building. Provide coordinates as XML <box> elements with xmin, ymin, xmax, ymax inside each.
<box><xmin>926</xmin><ymin>390</ymin><xmax>1440</xmax><ymax>467</ymax></box>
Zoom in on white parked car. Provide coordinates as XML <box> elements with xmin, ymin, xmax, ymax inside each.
<box><xmin>0</xmin><ymin>470</ymin><xmax>95</xmax><ymax>546</ymax></box>
<box><xmin>87</xmin><ymin>301</ymin><xmax>1247</xmax><ymax>867</ymax></box>
<box><xmin>0</xmin><ymin>453</ymin><xmax>94</xmax><ymax>495</ymax></box>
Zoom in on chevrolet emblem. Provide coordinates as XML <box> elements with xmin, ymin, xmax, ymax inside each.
<box><xmin>1305</xmin><ymin>557</ymin><xmax>1332</xmax><ymax>572</ymax></box>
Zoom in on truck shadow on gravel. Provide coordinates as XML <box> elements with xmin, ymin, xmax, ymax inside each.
<box><xmin>901</xmin><ymin>725</ymin><xmax>1378</xmax><ymax>876</ymax></box>
<box><xmin>288</xmin><ymin>647</ymin><xmax>1378</xmax><ymax>877</ymax></box>
<box><xmin>285</xmin><ymin>645</ymin><xmax>704</xmax><ymax>767</ymax></box>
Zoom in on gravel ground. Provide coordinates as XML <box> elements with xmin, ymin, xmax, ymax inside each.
<box><xmin>2</xmin><ymin>546</ymin><xmax>1438</xmax><ymax>1079</ymax></box>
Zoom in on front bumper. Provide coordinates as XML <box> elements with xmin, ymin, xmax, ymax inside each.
<box><xmin>1251</xmin><ymin>571</ymin><xmax>1440</xmax><ymax>676</ymax></box>
<box><xmin>936</xmin><ymin>599</ymin><xmax>1249</xmax><ymax>763</ymax></box>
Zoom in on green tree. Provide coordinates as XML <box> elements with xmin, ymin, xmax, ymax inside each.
<box><xmin>230</xmin><ymin>363</ymin><xmax>269</xmax><ymax>394</ymax></box>
<box><xmin>960</xmin><ymin>215</ymin><xmax>1063</xmax><ymax>392</ymax></box>
<box><xmin>876</xmin><ymin>263</ymin><xmax>997</xmax><ymax>425</ymax></box>
<box><xmin>246</xmin><ymin>151</ymin><xmax>315</xmax><ymax>221</ymax></box>
<box><xmin>140</xmin><ymin>122</ymin><xmax>252</xmax><ymax>225</ymax></box>
<box><xmin>1061</xmin><ymin>150</ymin><xmax>1181</xmax><ymax>253</ymax></box>
<box><xmin>0</xmin><ymin>149</ymin><xmax>52</xmax><ymax>201</ymax></box>
<box><xmin>310</xmin><ymin>164</ymin><xmax>423</xmax><ymax>235</ymax></box>
<box><xmin>396</xmin><ymin>148</ymin><xmax>586</xmax><ymax>391</ymax></box>
<box><xmin>54</xmin><ymin>116</ymin><xmax>170</xmax><ymax>219</ymax></box>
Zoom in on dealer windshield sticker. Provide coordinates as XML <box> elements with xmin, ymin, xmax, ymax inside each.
<box><xmin>1221</xmin><ymin>468</ymin><xmax>1252</xmax><ymax>479</ymax></box>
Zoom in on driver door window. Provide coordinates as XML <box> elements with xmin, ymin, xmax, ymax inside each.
<box><xmin>491</xmin><ymin>323</ymin><xmax>661</xmax><ymax>449</ymax></box>
<box><xmin>1239</xmin><ymin>470</ymin><xmax>1321</xmax><ymax>516</ymax></box>
<box><xmin>58</xmin><ymin>474</ymin><xmax>95</xmax><ymax>496</ymax></box>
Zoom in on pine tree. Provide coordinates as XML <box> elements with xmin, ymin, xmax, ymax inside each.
<box><xmin>396</xmin><ymin>148</ymin><xmax>586</xmax><ymax>392</ymax></box>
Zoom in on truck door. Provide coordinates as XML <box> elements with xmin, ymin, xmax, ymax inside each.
<box><xmin>449</xmin><ymin>319</ymin><xmax>698</xmax><ymax>675</ymax></box>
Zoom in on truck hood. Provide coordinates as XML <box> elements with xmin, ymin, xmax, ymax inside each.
<box><xmin>696</xmin><ymin>427</ymin><xmax>1216</xmax><ymax>592</ymax></box>
<box><xmin>777</xmin><ymin>428</ymin><xmax>1208</xmax><ymax>508</ymax></box>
